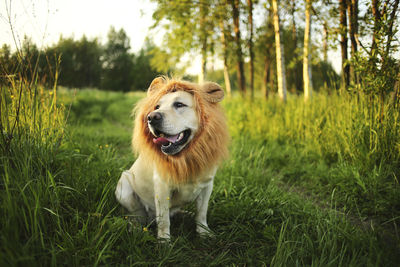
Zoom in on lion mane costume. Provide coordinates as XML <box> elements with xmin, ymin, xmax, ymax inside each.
<box><xmin>132</xmin><ymin>77</ymin><xmax>229</xmax><ymax>184</ymax></box>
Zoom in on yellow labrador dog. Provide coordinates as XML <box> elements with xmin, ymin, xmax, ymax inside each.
<box><xmin>115</xmin><ymin>77</ymin><xmax>229</xmax><ymax>240</ymax></box>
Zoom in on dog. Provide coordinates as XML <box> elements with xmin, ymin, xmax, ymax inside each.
<box><xmin>115</xmin><ymin>77</ymin><xmax>229</xmax><ymax>240</ymax></box>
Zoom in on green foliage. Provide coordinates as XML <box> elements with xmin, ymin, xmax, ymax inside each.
<box><xmin>353</xmin><ymin>52</ymin><xmax>399</xmax><ymax>97</ymax></box>
<box><xmin>131</xmin><ymin>41</ymin><xmax>162</xmax><ymax>91</ymax></box>
<box><xmin>0</xmin><ymin>43</ymin><xmax>65</xmax><ymax>151</ymax></box>
<box><xmin>311</xmin><ymin>61</ymin><xmax>340</xmax><ymax>91</ymax></box>
<box><xmin>0</xmin><ymin>28</ymin><xmax>160</xmax><ymax>92</ymax></box>
<box><xmin>150</xmin><ymin>0</ymin><xmax>215</xmax><ymax>61</ymax></box>
<box><xmin>50</xmin><ymin>36</ymin><xmax>103</xmax><ymax>88</ymax></box>
<box><xmin>351</xmin><ymin>0</ymin><xmax>399</xmax><ymax>102</ymax></box>
<box><xmin>225</xmin><ymin>93</ymin><xmax>400</xmax><ymax>218</ymax></box>
<box><xmin>1</xmin><ymin>88</ymin><xmax>399</xmax><ymax>265</ymax></box>
<box><xmin>101</xmin><ymin>27</ymin><xmax>135</xmax><ymax>92</ymax></box>
<box><xmin>1</xmin><ymin>0</ymin><xmax>400</xmax><ymax>264</ymax></box>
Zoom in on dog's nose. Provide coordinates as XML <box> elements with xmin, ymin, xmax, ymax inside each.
<box><xmin>147</xmin><ymin>112</ymin><xmax>162</xmax><ymax>124</ymax></box>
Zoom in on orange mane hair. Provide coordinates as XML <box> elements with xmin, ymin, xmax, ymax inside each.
<box><xmin>132</xmin><ymin>77</ymin><xmax>229</xmax><ymax>184</ymax></box>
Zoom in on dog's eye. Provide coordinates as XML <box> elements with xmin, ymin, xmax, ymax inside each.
<box><xmin>154</xmin><ymin>105</ymin><xmax>160</xmax><ymax>110</ymax></box>
<box><xmin>173</xmin><ymin>102</ymin><xmax>186</xmax><ymax>108</ymax></box>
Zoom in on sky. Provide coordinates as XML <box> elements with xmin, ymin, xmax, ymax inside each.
<box><xmin>0</xmin><ymin>0</ymin><xmax>159</xmax><ymax>51</ymax></box>
<box><xmin>0</xmin><ymin>0</ymin><xmax>341</xmax><ymax>74</ymax></box>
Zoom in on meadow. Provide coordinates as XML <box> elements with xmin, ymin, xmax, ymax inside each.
<box><xmin>1</xmin><ymin>86</ymin><xmax>399</xmax><ymax>266</ymax></box>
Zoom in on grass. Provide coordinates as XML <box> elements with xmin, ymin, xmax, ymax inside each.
<box><xmin>227</xmin><ymin>93</ymin><xmax>400</xmax><ymax>215</ymax></box>
<box><xmin>1</xmin><ymin>87</ymin><xmax>399</xmax><ymax>266</ymax></box>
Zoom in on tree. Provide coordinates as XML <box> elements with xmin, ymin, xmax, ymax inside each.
<box><xmin>247</xmin><ymin>0</ymin><xmax>255</xmax><ymax>97</ymax></box>
<box><xmin>219</xmin><ymin>19</ymin><xmax>232</xmax><ymax>97</ymax></box>
<box><xmin>52</xmin><ymin>37</ymin><xmax>76</xmax><ymax>87</ymax></box>
<box><xmin>132</xmin><ymin>40</ymin><xmax>160</xmax><ymax>91</ymax></box>
<box><xmin>76</xmin><ymin>36</ymin><xmax>102</xmax><ymax>88</ymax></box>
<box><xmin>151</xmin><ymin>0</ymin><xmax>215</xmax><ymax>82</ymax></box>
<box><xmin>0</xmin><ymin>45</ymin><xmax>13</xmax><ymax>85</ymax></box>
<box><xmin>51</xmin><ymin>36</ymin><xmax>102</xmax><ymax>88</ymax></box>
<box><xmin>347</xmin><ymin>0</ymin><xmax>359</xmax><ymax>84</ymax></box>
<box><xmin>101</xmin><ymin>27</ymin><xmax>135</xmax><ymax>92</ymax></box>
<box><xmin>322</xmin><ymin>21</ymin><xmax>328</xmax><ymax>62</ymax></box>
<box><xmin>199</xmin><ymin>1</ymin><xmax>210</xmax><ymax>83</ymax></box>
<box><xmin>255</xmin><ymin>5</ymin><xmax>275</xmax><ymax>99</ymax></box>
<box><xmin>303</xmin><ymin>0</ymin><xmax>312</xmax><ymax>101</ymax></box>
<box><xmin>371</xmin><ymin>0</ymin><xmax>399</xmax><ymax>59</ymax></box>
<box><xmin>339</xmin><ymin>0</ymin><xmax>350</xmax><ymax>88</ymax></box>
<box><xmin>288</xmin><ymin>0</ymin><xmax>302</xmax><ymax>92</ymax></box>
<box><xmin>272</xmin><ymin>0</ymin><xmax>287</xmax><ymax>102</ymax></box>
<box><xmin>356</xmin><ymin>0</ymin><xmax>400</xmax><ymax>114</ymax></box>
<box><xmin>230</xmin><ymin>0</ymin><xmax>246</xmax><ymax>95</ymax></box>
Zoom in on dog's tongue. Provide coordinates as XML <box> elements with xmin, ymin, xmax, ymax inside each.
<box><xmin>153</xmin><ymin>134</ymin><xmax>179</xmax><ymax>145</ymax></box>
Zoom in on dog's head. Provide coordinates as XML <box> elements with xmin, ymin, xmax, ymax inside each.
<box><xmin>132</xmin><ymin>77</ymin><xmax>229</xmax><ymax>182</ymax></box>
<box><xmin>147</xmin><ymin>89</ymin><xmax>197</xmax><ymax>155</ymax></box>
<box><xmin>145</xmin><ymin>77</ymin><xmax>224</xmax><ymax>156</ymax></box>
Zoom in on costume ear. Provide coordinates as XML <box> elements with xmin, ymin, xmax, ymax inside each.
<box><xmin>202</xmin><ymin>82</ymin><xmax>224</xmax><ymax>103</ymax></box>
<box><xmin>147</xmin><ymin>77</ymin><xmax>166</xmax><ymax>96</ymax></box>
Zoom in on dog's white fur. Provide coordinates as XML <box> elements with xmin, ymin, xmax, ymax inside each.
<box><xmin>115</xmin><ymin>90</ymin><xmax>218</xmax><ymax>240</ymax></box>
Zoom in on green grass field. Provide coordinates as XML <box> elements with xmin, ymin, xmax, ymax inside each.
<box><xmin>1</xmin><ymin>88</ymin><xmax>400</xmax><ymax>266</ymax></box>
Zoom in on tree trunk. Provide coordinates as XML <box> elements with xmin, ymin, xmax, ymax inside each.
<box><xmin>198</xmin><ymin>3</ymin><xmax>208</xmax><ymax>84</ymax></box>
<box><xmin>291</xmin><ymin>0</ymin><xmax>297</xmax><ymax>42</ymax></box>
<box><xmin>247</xmin><ymin>0</ymin><xmax>254</xmax><ymax>98</ymax></box>
<box><xmin>198</xmin><ymin>50</ymin><xmax>206</xmax><ymax>84</ymax></box>
<box><xmin>339</xmin><ymin>0</ymin><xmax>349</xmax><ymax>88</ymax></box>
<box><xmin>385</xmin><ymin>0</ymin><xmax>399</xmax><ymax>57</ymax></box>
<box><xmin>269</xmin><ymin>60</ymin><xmax>275</xmax><ymax>96</ymax></box>
<box><xmin>231</xmin><ymin>0</ymin><xmax>246</xmax><ymax>95</ymax></box>
<box><xmin>323</xmin><ymin>21</ymin><xmax>328</xmax><ymax>62</ymax></box>
<box><xmin>263</xmin><ymin>56</ymin><xmax>271</xmax><ymax>99</ymax></box>
<box><xmin>290</xmin><ymin>0</ymin><xmax>301</xmax><ymax>92</ymax></box>
<box><xmin>263</xmin><ymin>6</ymin><xmax>274</xmax><ymax>99</ymax></box>
<box><xmin>303</xmin><ymin>0</ymin><xmax>312</xmax><ymax>102</ymax></box>
<box><xmin>223</xmin><ymin>64</ymin><xmax>232</xmax><ymax>97</ymax></box>
<box><xmin>371</xmin><ymin>0</ymin><xmax>380</xmax><ymax>53</ymax></box>
<box><xmin>347</xmin><ymin>0</ymin><xmax>358</xmax><ymax>84</ymax></box>
<box><xmin>392</xmin><ymin>73</ymin><xmax>400</xmax><ymax>107</ymax></box>
<box><xmin>347</xmin><ymin>0</ymin><xmax>358</xmax><ymax>54</ymax></box>
<box><xmin>272</xmin><ymin>0</ymin><xmax>287</xmax><ymax>102</ymax></box>
<box><xmin>220</xmin><ymin>21</ymin><xmax>232</xmax><ymax>97</ymax></box>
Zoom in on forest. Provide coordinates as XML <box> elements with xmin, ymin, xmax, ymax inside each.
<box><xmin>1</xmin><ymin>0</ymin><xmax>400</xmax><ymax>265</ymax></box>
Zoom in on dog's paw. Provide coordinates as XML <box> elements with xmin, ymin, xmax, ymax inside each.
<box><xmin>157</xmin><ymin>228</ymin><xmax>171</xmax><ymax>242</ymax></box>
<box><xmin>196</xmin><ymin>225</ymin><xmax>215</xmax><ymax>238</ymax></box>
<box><xmin>157</xmin><ymin>235</ymin><xmax>171</xmax><ymax>244</ymax></box>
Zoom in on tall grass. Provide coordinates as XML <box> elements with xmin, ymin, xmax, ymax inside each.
<box><xmin>225</xmin><ymin>93</ymin><xmax>400</xmax><ymax>218</ymax></box>
<box><xmin>0</xmin><ymin>86</ymin><xmax>399</xmax><ymax>265</ymax></box>
<box><xmin>226</xmin><ymin>93</ymin><xmax>400</xmax><ymax>167</ymax></box>
<box><xmin>1</xmin><ymin>61</ymin><xmax>65</xmax><ymax>150</ymax></box>
<box><xmin>0</xmin><ymin>54</ymin><xmax>67</xmax><ymax>264</ymax></box>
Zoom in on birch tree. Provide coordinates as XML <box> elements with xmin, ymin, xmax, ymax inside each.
<box><xmin>256</xmin><ymin>5</ymin><xmax>275</xmax><ymax>99</ymax></box>
<box><xmin>347</xmin><ymin>0</ymin><xmax>359</xmax><ymax>84</ymax></box>
<box><xmin>247</xmin><ymin>0</ymin><xmax>255</xmax><ymax>97</ymax></box>
<box><xmin>339</xmin><ymin>0</ymin><xmax>349</xmax><ymax>88</ymax></box>
<box><xmin>230</xmin><ymin>0</ymin><xmax>246</xmax><ymax>95</ymax></box>
<box><xmin>303</xmin><ymin>0</ymin><xmax>312</xmax><ymax>101</ymax></box>
<box><xmin>322</xmin><ymin>21</ymin><xmax>328</xmax><ymax>62</ymax></box>
<box><xmin>214</xmin><ymin>0</ymin><xmax>232</xmax><ymax>96</ymax></box>
<box><xmin>272</xmin><ymin>0</ymin><xmax>287</xmax><ymax>102</ymax></box>
<box><xmin>150</xmin><ymin>1</ymin><xmax>213</xmax><ymax>80</ymax></box>
<box><xmin>289</xmin><ymin>0</ymin><xmax>302</xmax><ymax>92</ymax></box>
<box><xmin>198</xmin><ymin>2</ymin><xmax>209</xmax><ymax>83</ymax></box>
<box><xmin>220</xmin><ymin>20</ymin><xmax>232</xmax><ymax>97</ymax></box>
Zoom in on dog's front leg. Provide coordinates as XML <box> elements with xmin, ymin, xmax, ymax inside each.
<box><xmin>153</xmin><ymin>171</ymin><xmax>171</xmax><ymax>240</ymax></box>
<box><xmin>195</xmin><ymin>179</ymin><xmax>214</xmax><ymax>235</ymax></box>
